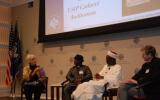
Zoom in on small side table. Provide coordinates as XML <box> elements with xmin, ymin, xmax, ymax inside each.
<box><xmin>50</xmin><ymin>83</ymin><xmax>62</xmax><ymax>100</ymax></box>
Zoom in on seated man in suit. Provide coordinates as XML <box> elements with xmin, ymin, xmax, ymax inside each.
<box><xmin>63</xmin><ymin>54</ymin><xmax>93</xmax><ymax>100</ymax></box>
<box><xmin>117</xmin><ymin>45</ymin><xmax>160</xmax><ymax>100</ymax></box>
<box><xmin>72</xmin><ymin>51</ymin><xmax>122</xmax><ymax>100</ymax></box>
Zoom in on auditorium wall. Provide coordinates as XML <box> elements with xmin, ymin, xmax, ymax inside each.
<box><xmin>0</xmin><ymin>0</ymin><xmax>12</xmax><ymax>96</ymax></box>
<box><xmin>12</xmin><ymin>0</ymin><xmax>160</xmax><ymax>99</ymax></box>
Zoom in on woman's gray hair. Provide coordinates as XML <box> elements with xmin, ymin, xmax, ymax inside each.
<box><xmin>26</xmin><ymin>54</ymin><xmax>36</xmax><ymax>61</ymax></box>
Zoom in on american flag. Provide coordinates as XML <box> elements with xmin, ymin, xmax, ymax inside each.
<box><xmin>5</xmin><ymin>52</ymin><xmax>12</xmax><ymax>85</ymax></box>
<box><xmin>5</xmin><ymin>25</ymin><xmax>14</xmax><ymax>86</ymax></box>
<box><xmin>5</xmin><ymin>23</ymin><xmax>22</xmax><ymax>86</ymax></box>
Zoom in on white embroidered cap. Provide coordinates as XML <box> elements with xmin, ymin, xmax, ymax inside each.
<box><xmin>107</xmin><ymin>51</ymin><xmax>118</xmax><ymax>59</ymax></box>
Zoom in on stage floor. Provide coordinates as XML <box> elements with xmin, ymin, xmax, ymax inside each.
<box><xmin>0</xmin><ymin>97</ymin><xmax>20</xmax><ymax>100</ymax></box>
<box><xmin>0</xmin><ymin>97</ymin><xmax>46</xmax><ymax>100</ymax></box>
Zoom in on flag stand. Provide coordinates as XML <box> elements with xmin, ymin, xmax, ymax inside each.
<box><xmin>10</xmin><ymin>80</ymin><xmax>16</xmax><ymax>98</ymax></box>
<box><xmin>10</xmin><ymin>72</ymin><xmax>19</xmax><ymax>99</ymax></box>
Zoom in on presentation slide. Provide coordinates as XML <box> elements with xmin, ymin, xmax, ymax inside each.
<box><xmin>45</xmin><ymin>0</ymin><xmax>160</xmax><ymax>35</ymax></box>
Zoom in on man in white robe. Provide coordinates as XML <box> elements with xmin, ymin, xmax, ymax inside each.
<box><xmin>72</xmin><ymin>51</ymin><xmax>122</xmax><ymax>100</ymax></box>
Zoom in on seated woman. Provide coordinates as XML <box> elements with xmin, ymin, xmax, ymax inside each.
<box><xmin>23</xmin><ymin>54</ymin><xmax>46</xmax><ymax>100</ymax></box>
<box><xmin>72</xmin><ymin>51</ymin><xmax>122</xmax><ymax>100</ymax></box>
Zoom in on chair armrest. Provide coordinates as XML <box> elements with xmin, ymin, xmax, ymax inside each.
<box><xmin>104</xmin><ymin>82</ymin><xmax>109</xmax><ymax>91</ymax></box>
<box><xmin>61</xmin><ymin>80</ymin><xmax>69</xmax><ymax>86</ymax></box>
<box><xmin>136</xmin><ymin>81</ymin><xmax>151</xmax><ymax>89</ymax></box>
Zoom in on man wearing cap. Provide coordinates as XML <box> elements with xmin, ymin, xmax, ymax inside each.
<box><xmin>72</xmin><ymin>51</ymin><xmax>122</xmax><ymax>100</ymax></box>
<box><xmin>63</xmin><ymin>54</ymin><xmax>93</xmax><ymax>100</ymax></box>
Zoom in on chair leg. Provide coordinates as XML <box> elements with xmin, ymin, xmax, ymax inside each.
<box><xmin>46</xmin><ymin>92</ymin><xmax>47</xmax><ymax>100</ymax></box>
<box><xmin>102</xmin><ymin>96</ymin><xmax>104</xmax><ymax>100</ymax></box>
<box><xmin>105</xmin><ymin>96</ymin><xmax>108</xmax><ymax>100</ymax></box>
<box><xmin>21</xmin><ymin>93</ymin><xmax>23</xmax><ymax>100</ymax></box>
<box><xmin>62</xmin><ymin>86</ymin><xmax>65</xmax><ymax>100</ymax></box>
<box><xmin>109</xmin><ymin>96</ymin><xmax>113</xmax><ymax>100</ymax></box>
<box><xmin>102</xmin><ymin>96</ymin><xmax>107</xmax><ymax>100</ymax></box>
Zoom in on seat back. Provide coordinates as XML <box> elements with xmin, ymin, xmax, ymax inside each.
<box><xmin>42</xmin><ymin>77</ymin><xmax>48</xmax><ymax>100</ymax></box>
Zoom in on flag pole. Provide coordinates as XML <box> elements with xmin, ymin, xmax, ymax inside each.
<box><xmin>11</xmin><ymin>21</ymin><xmax>17</xmax><ymax>98</ymax></box>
